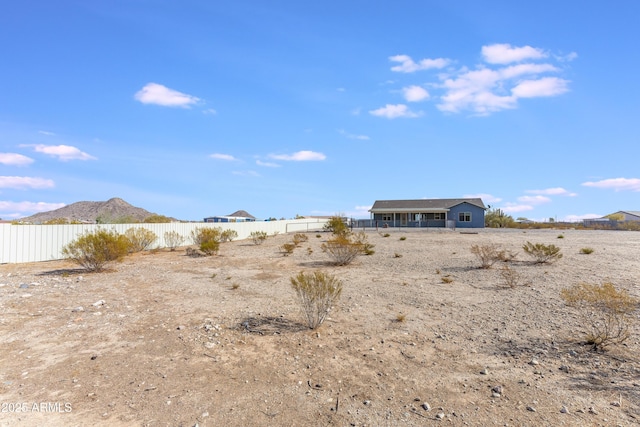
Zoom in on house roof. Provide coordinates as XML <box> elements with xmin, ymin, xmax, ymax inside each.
<box><xmin>227</xmin><ymin>210</ymin><xmax>256</xmax><ymax>219</ymax></box>
<box><xmin>370</xmin><ymin>198</ymin><xmax>486</xmax><ymax>213</ymax></box>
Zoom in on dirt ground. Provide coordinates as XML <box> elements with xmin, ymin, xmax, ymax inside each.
<box><xmin>1</xmin><ymin>228</ymin><xmax>639</xmax><ymax>426</ymax></box>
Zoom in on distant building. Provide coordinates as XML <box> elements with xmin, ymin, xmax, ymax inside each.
<box><xmin>368</xmin><ymin>198</ymin><xmax>486</xmax><ymax>228</ymax></box>
<box><xmin>204</xmin><ymin>210</ymin><xmax>256</xmax><ymax>223</ymax></box>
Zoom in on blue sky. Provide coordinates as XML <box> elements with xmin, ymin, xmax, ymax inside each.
<box><xmin>1</xmin><ymin>1</ymin><xmax>639</xmax><ymax>222</ymax></box>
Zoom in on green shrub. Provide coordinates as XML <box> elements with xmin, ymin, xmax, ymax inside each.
<box><xmin>290</xmin><ymin>271</ymin><xmax>343</xmax><ymax>329</ymax></box>
<box><xmin>561</xmin><ymin>282</ymin><xmax>638</xmax><ymax>349</ymax></box>
<box><xmin>191</xmin><ymin>227</ymin><xmax>222</xmax><ymax>255</ymax></box>
<box><xmin>124</xmin><ymin>227</ymin><xmax>157</xmax><ymax>253</ymax></box>
<box><xmin>250</xmin><ymin>231</ymin><xmax>268</xmax><ymax>245</ymax></box>
<box><xmin>62</xmin><ymin>229</ymin><xmax>130</xmax><ymax>272</ymax></box>
<box><xmin>323</xmin><ymin>215</ymin><xmax>349</xmax><ymax>236</ymax></box>
<box><xmin>163</xmin><ymin>231</ymin><xmax>185</xmax><ymax>251</ymax></box>
<box><xmin>522</xmin><ymin>241</ymin><xmax>562</xmax><ymax>264</ymax></box>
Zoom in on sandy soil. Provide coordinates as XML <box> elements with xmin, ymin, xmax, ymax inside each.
<box><xmin>0</xmin><ymin>228</ymin><xmax>639</xmax><ymax>426</ymax></box>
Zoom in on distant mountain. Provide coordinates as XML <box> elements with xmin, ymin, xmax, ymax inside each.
<box><xmin>20</xmin><ymin>198</ymin><xmax>159</xmax><ymax>223</ymax></box>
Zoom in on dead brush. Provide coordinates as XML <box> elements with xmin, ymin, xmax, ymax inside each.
<box><xmin>561</xmin><ymin>282</ymin><xmax>638</xmax><ymax>350</ymax></box>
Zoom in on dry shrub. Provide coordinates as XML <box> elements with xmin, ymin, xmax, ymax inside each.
<box><xmin>164</xmin><ymin>231</ymin><xmax>185</xmax><ymax>251</ymax></box>
<box><xmin>125</xmin><ymin>227</ymin><xmax>157</xmax><ymax>253</ymax></box>
<box><xmin>292</xmin><ymin>233</ymin><xmax>309</xmax><ymax>246</ymax></box>
<box><xmin>281</xmin><ymin>242</ymin><xmax>296</xmax><ymax>256</ymax></box>
<box><xmin>62</xmin><ymin>229</ymin><xmax>130</xmax><ymax>272</ymax></box>
<box><xmin>250</xmin><ymin>231</ymin><xmax>268</xmax><ymax>245</ymax></box>
<box><xmin>561</xmin><ymin>282</ymin><xmax>638</xmax><ymax>349</ymax></box>
<box><xmin>522</xmin><ymin>241</ymin><xmax>562</xmax><ymax>264</ymax></box>
<box><xmin>499</xmin><ymin>265</ymin><xmax>520</xmax><ymax>288</ymax></box>
<box><xmin>321</xmin><ymin>235</ymin><xmax>362</xmax><ymax>266</ymax></box>
<box><xmin>470</xmin><ymin>244</ymin><xmax>503</xmax><ymax>269</ymax></box>
<box><xmin>290</xmin><ymin>271</ymin><xmax>343</xmax><ymax>329</ymax></box>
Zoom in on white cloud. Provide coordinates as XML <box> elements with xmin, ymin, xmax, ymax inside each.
<box><xmin>402</xmin><ymin>85</ymin><xmax>430</xmax><ymax>102</ymax></box>
<box><xmin>269</xmin><ymin>150</ymin><xmax>326</xmax><ymax>161</ymax></box>
<box><xmin>563</xmin><ymin>213</ymin><xmax>601</xmax><ymax>222</ymax></box>
<box><xmin>338</xmin><ymin>129</ymin><xmax>370</xmax><ymax>140</ymax></box>
<box><xmin>582</xmin><ymin>177</ymin><xmax>640</xmax><ymax>191</ymax></box>
<box><xmin>501</xmin><ymin>203</ymin><xmax>534</xmax><ymax>213</ymax></box>
<box><xmin>27</xmin><ymin>144</ymin><xmax>96</xmax><ymax>161</ymax></box>
<box><xmin>0</xmin><ymin>153</ymin><xmax>34</xmax><ymax>166</ymax></box>
<box><xmin>389</xmin><ymin>55</ymin><xmax>450</xmax><ymax>73</ymax></box>
<box><xmin>526</xmin><ymin>187</ymin><xmax>577</xmax><ymax>196</ymax></box>
<box><xmin>345</xmin><ymin>205</ymin><xmax>372</xmax><ymax>218</ymax></box>
<box><xmin>232</xmin><ymin>170</ymin><xmax>260</xmax><ymax>177</ymax></box>
<box><xmin>0</xmin><ymin>176</ymin><xmax>55</xmax><ymax>189</ymax></box>
<box><xmin>134</xmin><ymin>83</ymin><xmax>201</xmax><ymax>108</ymax></box>
<box><xmin>369</xmin><ymin>104</ymin><xmax>422</xmax><ymax>119</ymax></box>
<box><xmin>256</xmin><ymin>160</ymin><xmax>280</xmax><ymax>167</ymax></box>
<box><xmin>511</xmin><ymin>77</ymin><xmax>570</xmax><ymax>98</ymax></box>
<box><xmin>210</xmin><ymin>153</ymin><xmax>238</xmax><ymax>161</ymax></box>
<box><xmin>517</xmin><ymin>195</ymin><xmax>552</xmax><ymax>204</ymax></box>
<box><xmin>0</xmin><ymin>200</ymin><xmax>66</xmax><ymax>215</ymax></box>
<box><xmin>464</xmin><ymin>193</ymin><xmax>502</xmax><ymax>204</ymax></box>
<box><xmin>482</xmin><ymin>43</ymin><xmax>547</xmax><ymax>64</ymax></box>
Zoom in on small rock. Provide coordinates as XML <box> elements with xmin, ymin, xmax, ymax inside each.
<box><xmin>526</xmin><ymin>406</ymin><xmax>536</xmax><ymax>412</ymax></box>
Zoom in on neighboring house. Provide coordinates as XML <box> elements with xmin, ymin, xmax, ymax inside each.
<box><xmin>605</xmin><ymin>210</ymin><xmax>640</xmax><ymax>221</ymax></box>
<box><xmin>204</xmin><ymin>210</ymin><xmax>256</xmax><ymax>223</ymax></box>
<box><xmin>368</xmin><ymin>198</ymin><xmax>486</xmax><ymax>228</ymax></box>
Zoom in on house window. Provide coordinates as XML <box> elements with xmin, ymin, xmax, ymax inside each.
<box><xmin>382</xmin><ymin>214</ymin><xmax>392</xmax><ymax>221</ymax></box>
<box><xmin>458</xmin><ymin>212</ymin><xmax>471</xmax><ymax>222</ymax></box>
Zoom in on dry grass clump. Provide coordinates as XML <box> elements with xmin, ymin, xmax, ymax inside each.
<box><xmin>290</xmin><ymin>271</ymin><xmax>343</xmax><ymax>329</ymax></box>
<box><xmin>561</xmin><ymin>282</ymin><xmax>638</xmax><ymax>350</ymax></box>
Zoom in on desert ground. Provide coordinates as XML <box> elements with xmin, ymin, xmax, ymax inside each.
<box><xmin>0</xmin><ymin>228</ymin><xmax>639</xmax><ymax>426</ymax></box>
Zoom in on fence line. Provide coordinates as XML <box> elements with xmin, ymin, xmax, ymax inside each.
<box><xmin>0</xmin><ymin>219</ymin><xmax>328</xmax><ymax>264</ymax></box>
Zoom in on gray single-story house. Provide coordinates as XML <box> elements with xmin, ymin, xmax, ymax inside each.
<box><xmin>606</xmin><ymin>211</ymin><xmax>640</xmax><ymax>221</ymax></box>
<box><xmin>204</xmin><ymin>210</ymin><xmax>256</xmax><ymax>223</ymax></box>
<box><xmin>368</xmin><ymin>198</ymin><xmax>486</xmax><ymax>228</ymax></box>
